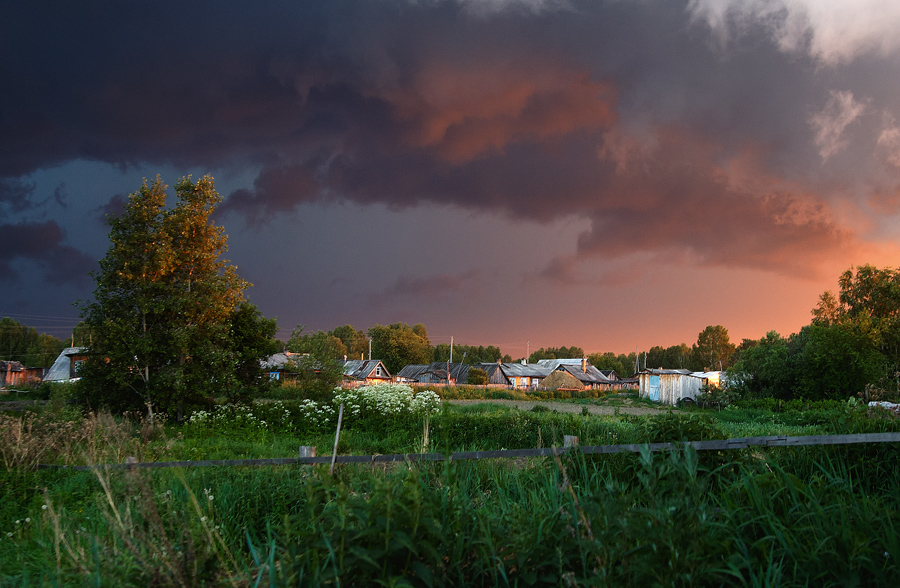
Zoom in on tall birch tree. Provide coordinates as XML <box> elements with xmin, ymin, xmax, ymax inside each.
<box><xmin>78</xmin><ymin>176</ymin><xmax>266</xmax><ymax>417</ymax></box>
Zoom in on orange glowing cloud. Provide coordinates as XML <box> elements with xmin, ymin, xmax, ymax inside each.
<box><xmin>566</xmin><ymin>126</ymin><xmax>864</xmax><ymax>279</ymax></box>
<box><xmin>384</xmin><ymin>62</ymin><xmax>616</xmax><ymax>162</ymax></box>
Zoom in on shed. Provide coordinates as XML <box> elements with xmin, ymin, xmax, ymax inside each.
<box><xmin>638</xmin><ymin>369</ymin><xmax>705</xmax><ymax>405</ymax></box>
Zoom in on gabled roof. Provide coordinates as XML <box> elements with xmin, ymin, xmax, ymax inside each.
<box><xmin>0</xmin><ymin>360</ymin><xmax>25</xmax><ymax>372</ymax></box>
<box><xmin>557</xmin><ymin>364</ymin><xmax>610</xmax><ymax>385</ymax></box>
<box><xmin>537</xmin><ymin>359</ymin><xmax>585</xmax><ymax>369</ymax></box>
<box><xmin>340</xmin><ymin>359</ymin><xmax>391</xmax><ymax>380</ymax></box>
<box><xmin>396</xmin><ymin>364</ymin><xmax>429</xmax><ymax>379</ymax></box>
<box><xmin>44</xmin><ymin>347</ymin><xmax>88</xmax><ymax>382</ymax></box>
<box><xmin>497</xmin><ymin>362</ymin><xmax>551</xmax><ymax>378</ymax></box>
<box><xmin>398</xmin><ymin>362</ymin><xmax>472</xmax><ymax>384</ymax></box>
<box><xmin>261</xmin><ymin>352</ymin><xmax>293</xmax><ymax>370</ymax></box>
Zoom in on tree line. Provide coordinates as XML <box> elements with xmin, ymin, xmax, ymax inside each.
<box><xmin>7</xmin><ymin>174</ymin><xmax>895</xmax><ymax>416</ymax></box>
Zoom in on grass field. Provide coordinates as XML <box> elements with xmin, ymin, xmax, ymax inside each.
<box><xmin>3</xmin><ymin>386</ymin><xmax>900</xmax><ymax>586</ymax></box>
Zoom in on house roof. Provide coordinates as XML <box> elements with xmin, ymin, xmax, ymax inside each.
<box><xmin>640</xmin><ymin>368</ymin><xmax>693</xmax><ymax>376</ymax></box>
<box><xmin>537</xmin><ymin>358</ymin><xmax>585</xmax><ymax>369</ymax></box>
<box><xmin>497</xmin><ymin>362</ymin><xmax>551</xmax><ymax>378</ymax></box>
<box><xmin>340</xmin><ymin>359</ymin><xmax>391</xmax><ymax>380</ymax></box>
<box><xmin>44</xmin><ymin>347</ymin><xmax>88</xmax><ymax>382</ymax></box>
<box><xmin>396</xmin><ymin>364</ymin><xmax>429</xmax><ymax>379</ymax></box>
<box><xmin>557</xmin><ymin>364</ymin><xmax>610</xmax><ymax>385</ymax></box>
<box><xmin>0</xmin><ymin>360</ymin><xmax>25</xmax><ymax>373</ymax></box>
<box><xmin>398</xmin><ymin>362</ymin><xmax>472</xmax><ymax>384</ymax></box>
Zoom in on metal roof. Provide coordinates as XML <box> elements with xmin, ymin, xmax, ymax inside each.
<box><xmin>640</xmin><ymin>368</ymin><xmax>693</xmax><ymax>376</ymax></box>
<box><xmin>44</xmin><ymin>347</ymin><xmax>87</xmax><ymax>382</ymax></box>
<box><xmin>497</xmin><ymin>363</ymin><xmax>551</xmax><ymax>378</ymax></box>
<box><xmin>340</xmin><ymin>359</ymin><xmax>391</xmax><ymax>380</ymax></box>
<box><xmin>396</xmin><ymin>364</ymin><xmax>429</xmax><ymax>379</ymax></box>
<box><xmin>558</xmin><ymin>364</ymin><xmax>610</xmax><ymax>384</ymax></box>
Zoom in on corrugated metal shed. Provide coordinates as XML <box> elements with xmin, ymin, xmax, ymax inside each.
<box><xmin>638</xmin><ymin>369</ymin><xmax>702</xmax><ymax>405</ymax></box>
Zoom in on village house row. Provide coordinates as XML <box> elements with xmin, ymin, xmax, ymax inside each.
<box><xmin>3</xmin><ymin>348</ymin><xmax>727</xmax><ymax>406</ymax></box>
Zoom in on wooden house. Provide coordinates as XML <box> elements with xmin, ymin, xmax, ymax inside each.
<box><xmin>395</xmin><ymin>362</ymin><xmax>474</xmax><ymax>386</ymax></box>
<box><xmin>339</xmin><ymin>359</ymin><xmax>392</xmax><ymax>387</ymax></box>
<box><xmin>0</xmin><ymin>361</ymin><xmax>44</xmax><ymax>387</ymax></box>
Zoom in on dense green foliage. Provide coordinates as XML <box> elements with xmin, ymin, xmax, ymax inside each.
<box><xmin>433</xmin><ymin>343</ymin><xmax>502</xmax><ymax>364</ymax></box>
<box><xmin>77</xmin><ymin>176</ymin><xmax>276</xmax><ymax>417</ymax></box>
<box><xmin>528</xmin><ymin>346</ymin><xmax>584</xmax><ymax>363</ymax></box>
<box><xmin>727</xmin><ymin>265</ymin><xmax>900</xmax><ymax>401</ymax></box>
<box><xmin>0</xmin><ymin>318</ymin><xmax>67</xmax><ymax>368</ymax></box>
<box><xmin>588</xmin><ymin>351</ymin><xmax>634</xmax><ymax>378</ymax></box>
<box><xmin>730</xmin><ymin>324</ymin><xmax>887</xmax><ymax>401</ymax></box>
<box><xmin>368</xmin><ymin>323</ymin><xmax>433</xmax><ymax>374</ymax></box>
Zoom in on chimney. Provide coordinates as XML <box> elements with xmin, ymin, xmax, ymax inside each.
<box><xmin>582</xmin><ymin>355</ymin><xmax>587</xmax><ymax>373</ymax></box>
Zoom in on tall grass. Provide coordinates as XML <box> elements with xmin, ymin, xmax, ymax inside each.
<box><xmin>5</xmin><ymin>398</ymin><xmax>900</xmax><ymax>585</ymax></box>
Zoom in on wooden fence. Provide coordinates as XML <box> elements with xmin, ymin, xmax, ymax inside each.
<box><xmin>36</xmin><ymin>431</ymin><xmax>900</xmax><ymax>471</ymax></box>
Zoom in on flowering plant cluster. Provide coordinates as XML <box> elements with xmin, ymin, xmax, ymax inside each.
<box><xmin>186</xmin><ymin>403</ymin><xmax>273</xmax><ymax>439</ymax></box>
<box><xmin>297</xmin><ymin>399</ymin><xmax>336</xmax><ymax>431</ymax></box>
<box><xmin>332</xmin><ymin>383</ymin><xmax>442</xmax><ymax>424</ymax></box>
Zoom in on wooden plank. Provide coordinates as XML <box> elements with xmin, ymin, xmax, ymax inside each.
<box><xmin>35</xmin><ymin>432</ymin><xmax>900</xmax><ymax>471</ymax></box>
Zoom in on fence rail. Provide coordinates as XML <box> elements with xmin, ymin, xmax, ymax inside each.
<box><xmin>35</xmin><ymin>431</ymin><xmax>900</xmax><ymax>471</ymax></box>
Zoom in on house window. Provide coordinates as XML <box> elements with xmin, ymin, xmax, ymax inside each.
<box><xmin>269</xmin><ymin>372</ymin><xmax>280</xmax><ymax>381</ymax></box>
<box><xmin>375</xmin><ymin>366</ymin><xmax>383</xmax><ymax>377</ymax></box>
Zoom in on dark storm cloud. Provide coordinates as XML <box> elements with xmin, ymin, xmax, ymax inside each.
<box><xmin>0</xmin><ymin>221</ymin><xmax>95</xmax><ymax>284</ymax></box>
<box><xmin>0</xmin><ymin>179</ymin><xmax>36</xmax><ymax>212</ymax></box>
<box><xmin>368</xmin><ymin>270</ymin><xmax>481</xmax><ymax>309</ymax></box>
<box><xmin>95</xmin><ymin>194</ymin><xmax>129</xmax><ymax>224</ymax></box>
<box><xmin>3</xmin><ymin>0</ymin><xmax>898</xmax><ymax>280</ymax></box>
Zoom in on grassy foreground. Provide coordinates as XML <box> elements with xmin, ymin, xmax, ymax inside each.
<box><xmin>3</xmin><ymin>391</ymin><xmax>900</xmax><ymax>586</ymax></box>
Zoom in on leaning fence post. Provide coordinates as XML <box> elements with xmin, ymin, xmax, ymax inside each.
<box><xmin>564</xmin><ymin>435</ymin><xmax>579</xmax><ymax>448</ymax></box>
<box><xmin>330</xmin><ymin>403</ymin><xmax>344</xmax><ymax>476</ymax></box>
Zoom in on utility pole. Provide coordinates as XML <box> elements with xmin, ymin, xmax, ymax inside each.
<box><xmin>526</xmin><ymin>340</ymin><xmax>530</xmax><ymax>362</ymax></box>
<box><xmin>450</xmin><ymin>336</ymin><xmax>453</xmax><ymax>363</ymax></box>
<box><xmin>368</xmin><ymin>338</ymin><xmax>372</xmax><ymax>361</ymax></box>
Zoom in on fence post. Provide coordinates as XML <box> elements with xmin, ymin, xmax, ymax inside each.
<box><xmin>564</xmin><ymin>436</ymin><xmax>579</xmax><ymax>448</ymax></box>
<box><xmin>330</xmin><ymin>403</ymin><xmax>344</xmax><ymax>476</ymax></box>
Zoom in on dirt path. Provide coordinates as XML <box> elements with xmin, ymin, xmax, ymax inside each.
<box><xmin>447</xmin><ymin>398</ymin><xmax>672</xmax><ymax>416</ymax></box>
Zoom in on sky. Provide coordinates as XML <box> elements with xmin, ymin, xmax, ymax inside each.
<box><xmin>3</xmin><ymin>0</ymin><xmax>900</xmax><ymax>358</ymax></box>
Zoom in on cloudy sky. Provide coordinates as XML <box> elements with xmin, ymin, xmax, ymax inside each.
<box><xmin>3</xmin><ymin>0</ymin><xmax>900</xmax><ymax>357</ymax></box>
